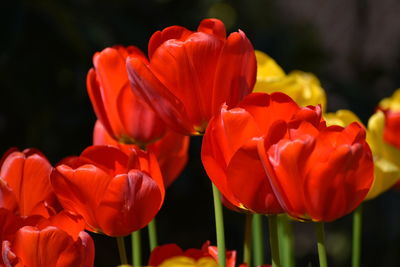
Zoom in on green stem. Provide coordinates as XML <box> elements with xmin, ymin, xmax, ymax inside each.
<box><xmin>212</xmin><ymin>183</ymin><xmax>226</xmax><ymax>267</ymax></box>
<box><xmin>116</xmin><ymin>236</ymin><xmax>128</xmax><ymax>265</ymax></box>
<box><xmin>243</xmin><ymin>213</ymin><xmax>253</xmax><ymax>266</ymax></box>
<box><xmin>148</xmin><ymin>218</ymin><xmax>158</xmax><ymax>252</ymax></box>
<box><xmin>131</xmin><ymin>230</ymin><xmax>142</xmax><ymax>267</ymax></box>
<box><xmin>315</xmin><ymin>222</ymin><xmax>328</xmax><ymax>267</ymax></box>
<box><xmin>352</xmin><ymin>205</ymin><xmax>363</xmax><ymax>267</ymax></box>
<box><xmin>268</xmin><ymin>215</ymin><xmax>281</xmax><ymax>267</ymax></box>
<box><xmin>252</xmin><ymin>214</ymin><xmax>265</xmax><ymax>266</ymax></box>
<box><xmin>278</xmin><ymin>214</ymin><xmax>295</xmax><ymax>267</ymax></box>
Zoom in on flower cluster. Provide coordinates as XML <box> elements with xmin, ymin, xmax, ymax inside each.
<box><xmin>2</xmin><ymin>17</ymin><xmax>399</xmax><ymax>267</ymax></box>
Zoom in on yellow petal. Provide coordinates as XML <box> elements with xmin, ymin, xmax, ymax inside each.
<box><xmin>158</xmin><ymin>256</ymin><xmax>218</xmax><ymax>267</ymax></box>
<box><xmin>324</xmin><ymin>109</ymin><xmax>362</xmax><ymax>127</ymax></box>
<box><xmin>255</xmin><ymin>50</ymin><xmax>285</xmax><ymax>83</ymax></box>
<box><xmin>367</xmin><ymin>111</ymin><xmax>400</xmax><ymax>163</ymax></box>
<box><xmin>379</xmin><ymin>88</ymin><xmax>400</xmax><ymax>111</ymax></box>
<box><xmin>366</xmin><ymin>157</ymin><xmax>400</xmax><ymax>200</ymax></box>
<box><xmin>254</xmin><ymin>52</ymin><xmax>327</xmax><ymax>111</ymax></box>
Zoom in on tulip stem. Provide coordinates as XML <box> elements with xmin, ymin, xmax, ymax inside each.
<box><xmin>148</xmin><ymin>218</ymin><xmax>158</xmax><ymax>252</ymax></box>
<box><xmin>315</xmin><ymin>222</ymin><xmax>328</xmax><ymax>267</ymax></box>
<box><xmin>268</xmin><ymin>215</ymin><xmax>281</xmax><ymax>267</ymax></box>
<box><xmin>116</xmin><ymin>236</ymin><xmax>128</xmax><ymax>265</ymax></box>
<box><xmin>131</xmin><ymin>230</ymin><xmax>142</xmax><ymax>267</ymax></box>
<box><xmin>212</xmin><ymin>183</ymin><xmax>226</xmax><ymax>267</ymax></box>
<box><xmin>244</xmin><ymin>213</ymin><xmax>253</xmax><ymax>266</ymax></box>
<box><xmin>278</xmin><ymin>214</ymin><xmax>295</xmax><ymax>267</ymax></box>
<box><xmin>253</xmin><ymin>214</ymin><xmax>265</xmax><ymax>266</ymax></box>
<box><xmin>352</xmin><ymin>204</ymin><xmax>363</xmax><ymax>267</ymax></box>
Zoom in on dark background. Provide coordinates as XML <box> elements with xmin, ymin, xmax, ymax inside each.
<box><xmin>2</xmin><ymin>0</ymin><xmax>400</xmax><ymax>266</ymax></box>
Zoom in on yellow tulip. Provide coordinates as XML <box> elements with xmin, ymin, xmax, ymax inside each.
<box><xmin>158</xmin><ymin>256</ymin><xmax>218</xmax><ymax>267</ymax></box>
<box><xmin>379</xmin><ymin>88</ymin><xmax>400</xmax><ymax>111</ymax></box>
<box><xmin>254</xmin><ymin>50</ymin><xmax>327</xmax><ymax>111</ymax></box>
<box><xmin>365</xmin><ymin>111</ymin><xmax>400</xmax><ymax>199</ymax></box>
<box><xmin>324</xmin><ymin>109</ymin><xmax>400</xmax><ymax>200</ymax></box>
<box><xmin>324</xmin><ymin>109</ymin><xmax>362</xmax><ymax>127</ymax></box>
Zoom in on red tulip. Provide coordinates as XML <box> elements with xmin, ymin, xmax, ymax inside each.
<box><xmin>51</xmin><ymin>145</ymin><xmax>165</xmax><ymax>236</ymax></box>
<box><xmin>0</xmin><ymin>149</ymin><xmax>58</xmax><ymax>217</ymax></box>
<box><xmin>94</xmin><ymin>120</ymin><xmax>189</xmax><ymax>187</ymax></box>
<box><xmin>2</xmin><ymin>211</ymin><xmax>94</xmax><ymax>267</ymax></box>
<box><xmin>203</xmin><ymin>92</ymin><xmax>374</xmax><ymax>221</ymax></box>
<box><xmin>382</xmin><ymin>110</ymin><xmax>400</xmax><ymax>149</ymax></box>
<box><xmin>127</xmin><ymin>18</ymin><xmax>257</xmax><ymax>135</ymax></box>
<box><xmin>148</xmin><ymin>242</ymin><xmax>236</xmax><ymax>267</ymax></box>
<box><xmin>87</xmin><ymin>45</ymin><xmax>167</xmax><ymax>146</ymax></box>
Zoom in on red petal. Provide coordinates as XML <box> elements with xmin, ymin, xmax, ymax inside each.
<box><xmin>93</xmin><ymin>120</ymin><xmax>119</xmax><ymax>146</ymax></box>
<box><xmin>80</xmin><ymin>145</ymin><xmax>129</xmax><ymax>176</ymax></box>
<box><xmin>148</xmin><ymin>26</ymin><xmax>193</xmax><ymax>59</ymax></box>
<box><xmin>265</xmin><ymin>135</ymin><xmax>315</xmax><ymax>219</ymax></box>
<box><xmin>148</xmin><ymin>244</ymin><xmax>183</xmax><ymax>266</ymax></box>
<box><xmin>147</xmin><ymin>130</ymin><xmax>189</xmax><ymax>187</ymax></box>
<box><xmin>0</xmin><ymin>151</ymin><xmax>53</xmax><ymax>217</ymax></box>
<box><xmin>197</xmin><ymin>18</ymin><xmax>226</xmax><ymax>40</ymax></box>
<box><xmin>212</xmin><ymin>31</ymin><xmax>257</xmax><ymax>112</ymax></box>
<box><xmin>304</xmin><ymin>127</ymin><xmax>373</xmax><ymax>221</ymax></box>
<box><xmin>201</xmin><ymin>105</ymin><xmax>260</xmax><ymax>208</ymax></box>
<box><xmin>227</xmin><ymin>138</ymin><xmax>283</xmax><ymax>214</ymax></box>
<box><xmin>10</xmin><ymin>226</ymin><xmax>93</xmax><ymax>267</ymax></box>
<box><xmin>384</xmin><ymin>110</ymin><xmax>400</xmax><ymax>149</ymax></box>
<box><xmin>51</xmin><ymin>164</ymin><xmax>113</xmax><ymax>232</ymax></box>
<box><xmin>127</xmin><ymin>57</ymin><xmax>193</xmax><ymax>134</ymax></box>
<box><xmin>116</xmin><ymin>82</ymin><xmax>166</xmax><ymax>144</ymax></box>
<box><xmin>95</xmin><ymin>170</ymin><xmax>163</xmax><ymax>236</ymax></box>
<box><xmin>149</xmin><ymin>32</ymin><xmax>224</xmax><ymax>132</ymax></box>
<box><xmin>86</xmin><ymin>68</ymin><xmax>115</xmax><ymax>138</ymax></box>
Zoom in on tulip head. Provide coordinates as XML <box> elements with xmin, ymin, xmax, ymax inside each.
<box><xmin>0</xmin><ymin>148</ymin><xmax>59</xmax><ymax>217</ymax></box>
<box><xmin>51</xmin><ymin>145</ymin><xmax>165</xmax><ymax>236</ymax></box>
<box><xmin>203</xmin><ymin>93</ymin><xmax>374</xmax><ymax>221</ymax></box>
<box><xmin>127</xmin><ymin>18</ymin><xmax>257</xmax><ymax>135</ymax></box>
<box><xmin>94</xmin><ymin>120</ymin><xmax>189</xmax><ymax>187</ymax></box>
<box><xmin>87</xmin><ymin>46</ymin><xmax>167</xmax><ymax>146</ymax></box>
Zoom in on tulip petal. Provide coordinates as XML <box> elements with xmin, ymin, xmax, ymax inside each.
<box><xmin>264</xmin><ymin>134</ymin><xmax>315</xmax><ymax>219</ymax></box>
<box><xmin>148</xmin><ymin>131</ymin><xmax>189</xmax><ymax>187</ymax></box>
<box><xmin>212</xmin><ymin>31</ymin><xmax>257</xmax><ymax>111</ymax></box>
<box><xmin>117</xmin><ymin>83</ymin><xmax>166</xmax><ymax>144</ymax></box>
<box><xmin>80</xmin><ymin>145</ymin><xmax>129</xmax><ymax>175</ymax></box>
<box><xmin>51</xmin><ymin>164</ymin><xmax>113</xmax><ymax>232</ymax></box>
<box><xmin>197</xmin><ymin>18</ymin><xmax>226</xmax><ymax>40</ymax></box>
<box><xmin>95</xmin><ymin>170</ymin><xmax>163</xmax><ymax>236</ymax></box>
<box><xmin>148</xmin><ymin>26</ymin><xmax>193</xmax><ymax>59</ymax></box>
<box><xmin>127</xmin><ymin>57</ymin><xmax>193</xmax><ymax>134</ymax></box>
<box><xmin>238</xmin><ymin>93</ymin><xmax>300</xmax><ymax>133</ymax></box>
<box><xmin>149</xmin><ymin>32</ymin><xmax>224</xmax><ymax>132</ymax></box>
<box><xmin>227</xmin><ymin>138</ymin><xmax>283</xmax><ymax>214</ymax></box>
<box><xmin>93</xmin><ymin>120</ymin><xmax>119</xmax><ymax>146</ymax></box>
<box><xmin>148</xmin><ymin>244</ymin><xmax>184</xmax><ymax>266</ymax></box>
<box><xmin>0</xmin><ymin>152</ymin><xmax>53</xmax><ymax>216</ymax></box>
<box><xmin>86</xmin><ymin>68</ymin><xmax>115</xmax><ymax>137</ymax></box>
<box><xmin>10</xmin><ymin>226</ymin><xmax>92</xmax><ymax>267</ymax></box>
<box><xmin>202</xmin><ymin>105</ymin><xmax>260</xmax><ymax>207</ymax></box>
<box><xmin>304</xmin><ymin>128</ymin><xmax>373</xmax><ymax>221</ymax></box>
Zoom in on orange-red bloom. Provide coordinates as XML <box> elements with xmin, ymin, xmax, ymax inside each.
<box><xmin>87</xmin><ymin>45</ymin><xmax>166</xmax><ymax>146</ymax></box>
<box><xmin>51</xmin><ymin>145</ymin><xmax>165</xmax><ymax>236</ymax></box>
<box><xmin>382</xmin><ymin>110</ymin><xmax>400</xmax><ymax>149</ymax></box>
<box><xmin>127</xmin><ymin>18</ymin><xmax>257</xmax><ymax>135</ymax></box>
<box><xmin>148</xmin><ymin>242</ymin><xmax>236</xmax><ymax>267</ymax></box>
<box><xmin>94</xmin><ymin>120</ymin><xmax>189</xmax><ymax>187</ymax></box>
<box><xmin>0</xmin><ymin>149</ymin><xmax>59</xmax><ymax>217</ymax></box>
<box><xmin>202</xmin><ymin>92</ymin><xmax>374</xmax><ymax>221</ymax></box>
<box><xmin>2</xmin><ymin>211</ymin><xmax>94</xmax><ymax>267</ymax></box>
